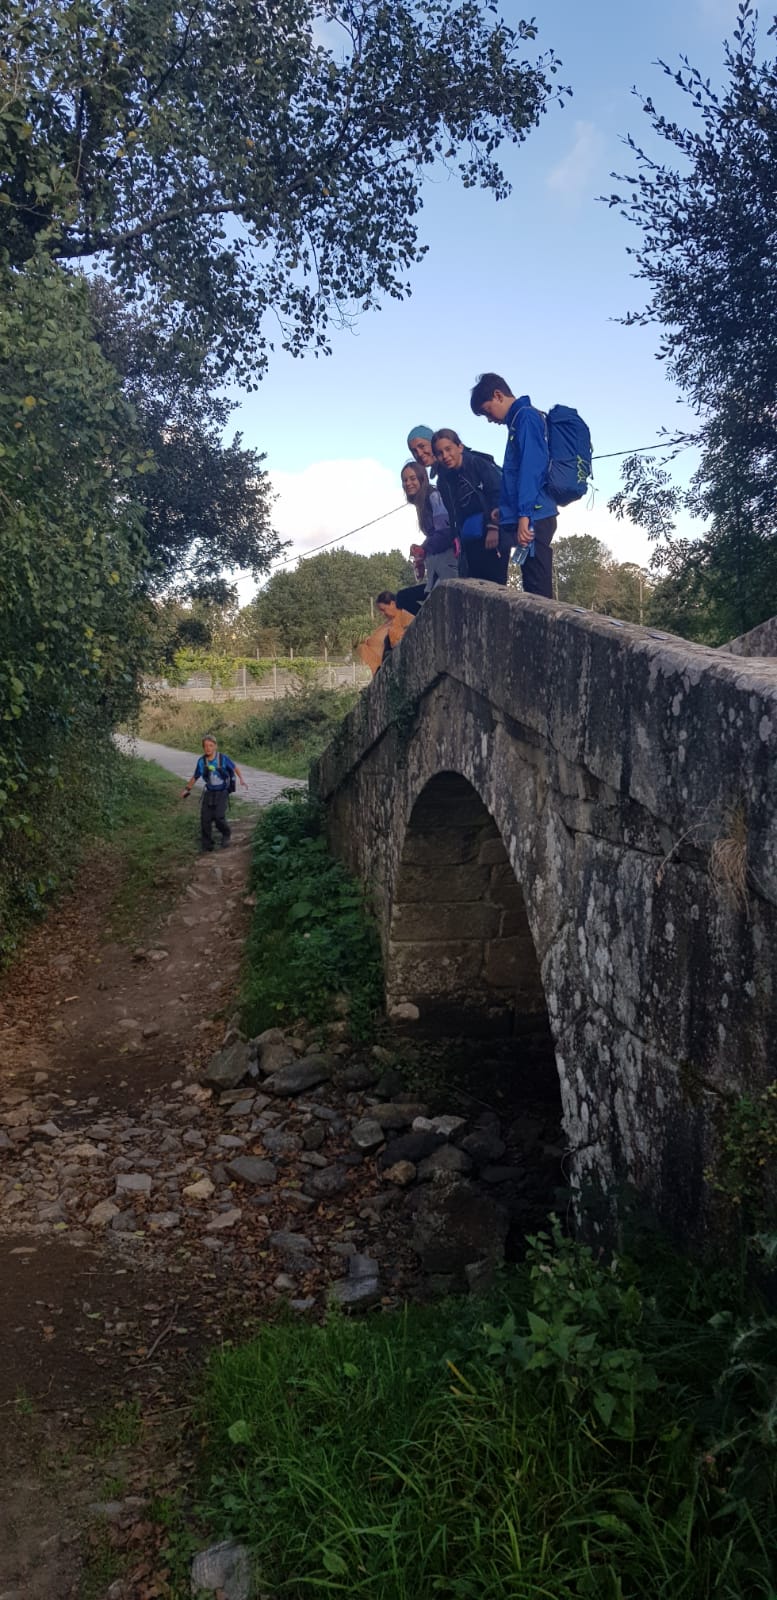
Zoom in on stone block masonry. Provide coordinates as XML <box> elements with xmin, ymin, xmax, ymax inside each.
<box><xmin>312</xmin><ymin>580</ymin><xmax>777</xmax><ymax>1239</ymax></box>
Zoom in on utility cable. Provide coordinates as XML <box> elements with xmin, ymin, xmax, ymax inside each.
<box><xmin>275</xmin><ymin>434</ymin><xmax>694</xmax><ymax>566</ymax></box>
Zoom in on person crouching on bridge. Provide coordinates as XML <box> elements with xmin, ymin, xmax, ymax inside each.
<box><xmin>180</xmin><ymin>735</ymin><xmax>247</xmax><ymax>852</ymax></box>
<box><xmin>357</xmin><ymin>593</ymin><xmax>415</xmax><ymax>676</ymax></box>
<box><xmin>431</xmin><ymin>429</ymin><xmax>507</xmax><ymax>586</ymax></box>
<box><xmin>470</xmin><ymin>374</ymin><xmax>558</xmax><ymax>600</ymax></box>
<box><xmin>401</xmin><ymin>460</ymin><xmax>459</xmax><ymax>597</ymax></box>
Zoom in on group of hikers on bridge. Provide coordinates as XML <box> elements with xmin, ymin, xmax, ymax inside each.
<box><xmin>361</xmin><ymin>373</ymin><xmax>593</xmax><ymax>672</ymax></box>
<box><xmin>181</xmin><ymin>374</ymin><xmax>592</xmax><ymax>843</ymax></box>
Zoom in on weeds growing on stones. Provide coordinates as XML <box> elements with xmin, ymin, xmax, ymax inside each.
<box><xmin>241</xmin><ymin>795</ymin><xmax>382</xmax><ymax>1038</ymax></box>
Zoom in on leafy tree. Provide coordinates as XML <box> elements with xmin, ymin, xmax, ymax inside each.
<box><xmin>248</xmin><ymin>547</ymin><xmax>413</xmax><ymax>653</ymax></box>
<box><xmin>88</xmin><ymin>280</ymin><xmax>282</xmax><ymax>598</ymax></box>
<box><xmin>1</xmin><ymin>0</ymin><xmax>565</xmax><ymax>382</ymax></box>
<box><xmin>0</xmin><ymin>258</ymin><xmax>146</xmax><ymax>947</ymax></box>
<box><xmin>554</xmin><ymin>535</ymin><xmax>613</xmax><ymax>608</ymax></box>
<box><xmin>553</xmin><ymin>535</ymin><xmax>651</xmax><ymax>622</ymax></box>
<box><xmin>604</xmin><ymin>3</ymin><xmax>777</xmax><ymax>642</ymax></box>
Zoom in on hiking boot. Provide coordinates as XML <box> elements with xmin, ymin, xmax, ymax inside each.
<box><xmin>221</xmin><ymin>837</ymin><xmax>231</xmax><ymax>850</ymax></box>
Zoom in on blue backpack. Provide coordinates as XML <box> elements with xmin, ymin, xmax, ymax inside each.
<box><xmin>543</xmin><ymin>405</ymin><xmax>593</xmax><ymax>507</ymax></box>
<box><xmin>201</xmin><ymin>754</ymin><xmax>236</xmax><ymax>794</ymax></box>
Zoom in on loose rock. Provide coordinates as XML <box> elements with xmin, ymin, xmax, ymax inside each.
<box><xmin>190</xmin><ymin>1539</ymin><xmax>252</xmax><ymax>1600</ymax></box>
<box><xmin>264</xmin><ymin>1056</ymin><xmax>333</xmax><ymax>1097</ymax></box>
<box><xmin>269</xmin><ymin>1231</ymin><xmax>313</xmax><ymax>1254</ymax></box>
<box><xmin>460</xmin><ymin>1130</ymin><xmax>507</xmax><ymax>1165</ymax></box>
<box><xmin>258</xmin><ymin>1038</ymin><xmax>297</xmax><ymax>1077</ymax></box>
<box><xmin>183</xmin><ymin>1175</ymin><xmax>215</xmax><ymax>1200</ymax></box>
<box><xmin>227</xmin><ymin>1156</ymin><xmax>278</xmax><ymax>1187</ymax></box>
<box><xmin>382</xmin><ymin>1160</ymin><xmax>416</xmax><ymax>1187</ymax></box>
<box><xmin>378</xmin><ymin>1131</ymin><xmax>445</xmax><ymax>1169</ymax></box>
<box><xmin>87</xmin><ymin>1199</ymin><xmax>120</xmax><ymax>1228</ymax></box>
<box><xmin>202</xmin><ymin>1041</ymin><xmax>252</xmax><ymax>1091</ymax></box>
<box><xmin>417</xmin><ymin>1145</ymin><xmax>473</xmax><ymax>1181</ymax></box>
<box><xmin>205</xmin><ymin>1208</ymin><xmax>242</xmax><ymax>1231</ymax></box>
<box><xmin>412</xmin><ymin>1114</ymin><xmax>467</xmax><ymax>1140</ymax></box>
<box><xmin>148</xmin><ymin>1211</ymin><xmax>180</xmax><ymax>1230</ymax></box>
<box><xmin>388</xmin><ymin>1001</ymin><xmax>420</xmax><ymax>1022</ymax></box>
<box><xmin>115</xmin><ymin>1172</ymin><xmax>152</xmax><ymax>1195</ymax></box>
<box><xmin>306</xmin><ymin>1164</ymin><xmax>348</xmax><ymax>1198</ymax></box>
<box><xmin>350</xmin><ymin>1118</ymin><xmax>384</xmax><ymax>1153</ymax></box>
<box><xmin>339</xmin><ymin>1063</ymin><xmax>380</xmax><ymax>1090</ymax></box>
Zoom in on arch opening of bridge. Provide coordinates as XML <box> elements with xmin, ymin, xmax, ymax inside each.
<box><xmin>388</xmin><ymin>773</ymin><xmax>551</xmax><ymax>1039</ymax></box>
<box><xmin>387</xmin><ymin>772</ymin><xmax>565</xmax><ymax>1245</ymax></box>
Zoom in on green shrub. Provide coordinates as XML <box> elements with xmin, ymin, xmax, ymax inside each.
<box><xmin>241</xmin><ymin>794</ymin><xmax>382</xmax><ymax>1037</ymax></box>
<box><xmin>710</xmin><ymin>1083</ymin><xmax>777</xmax><ymax>1233</ymax></box>
<box><xmin>0</xmin><ymin>260</ymin><xmax>146</xmax><ymax>959</ymax></box>
<box><xmin>136</xmin><ymin>684</ymin><xmax>357</xmax><ymax>779</ymax></box>
<box><xmin>242</xmin><ymin>684</ymin><xmax>357</xmax><ymax>757</ymax></box>
<box><xmin>0</xmin><ymin>749</ymin><xmax>206</xmax><ymax>960</ymax></box>
<box><xmin>198</xmin><ymin>1227</ymin><xmax>776</xmax><ymax>1599</ymax></box>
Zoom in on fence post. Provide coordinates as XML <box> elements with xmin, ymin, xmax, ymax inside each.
<box><xmin>273</xmin><ymin>664</ymin><xmax>278</xmax><ymax>700</ymax></box>
<box><xmin>352</xmin><ymin>661</ymin><xmax>356</xmax><ymax>686</ymax></box>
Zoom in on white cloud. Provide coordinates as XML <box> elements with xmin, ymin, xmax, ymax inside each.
<box><xmin>237</xmin><ymin>458</ymin><xmax>416</xmax><ymax>601</ymax></box>
<box><xmin>547</xmin><ymin>121</ymin><xmax>606</xmax><ymax>203</ymax></box>
<box><xmin>556</xmin><ymin>495</ymin><xmax>653</xmax><ymax>569</ymax></box>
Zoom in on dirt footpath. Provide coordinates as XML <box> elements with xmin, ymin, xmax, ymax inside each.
<box><xmin>0</xmin><ymin>816</ymin><xmax>420</xmax><ymax>1598</ymax></box>
<box><xmin>0</xmin><ymin>821</ymin><xmax>258</xmax><ymax>1597</ymax></box>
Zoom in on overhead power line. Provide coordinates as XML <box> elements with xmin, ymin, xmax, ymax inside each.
<box><xmin>275</xmin><ymin>434</ymin><xmax>694</xmax><ymax>567</ymax></box>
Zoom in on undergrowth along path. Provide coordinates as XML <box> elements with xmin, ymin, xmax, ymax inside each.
<box><xmin>114</xmin><ymin>734</ymin><xmax>306</xmax><ymax>802</ymax></box>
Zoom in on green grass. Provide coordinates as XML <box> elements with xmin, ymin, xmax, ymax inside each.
<box><xmin>135</xmin><ymin>685</ymin><xmax>358</xmax><ymax>779</ymax></box>
<box><xmin>0</xmin><ymin>743</ymin><xmax>212</xmax><ymax>963</ymax></box>
<box><xmin>95</xmin><ymin>755</ymin><xmax>221</xmax><ymax>940</ymax></box>
<box><xmin>197</xmin><ymin>1226</ymin><xmax>776</xmax><ymax>1600</ymax></box>
<box><xmin>240</xmin><ymin>793</ymin><xmax>382</xmax><ymax>1037</ymax></box>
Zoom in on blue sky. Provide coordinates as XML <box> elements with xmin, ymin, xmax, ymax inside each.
<box><xmin>230</xmin><ymin>0</ymin><xmax>741</xmax><ymax>590</ymax></box>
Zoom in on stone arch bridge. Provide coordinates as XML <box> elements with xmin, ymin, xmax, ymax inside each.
<box><xmin>313</xmin><ymin>582</ymin><xmax>777</xmax><ymax>1233</ymax></box>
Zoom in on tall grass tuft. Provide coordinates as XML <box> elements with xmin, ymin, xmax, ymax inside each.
<box><xmin>198</xmin><ymin>1226</ymin><xmax>776</xmax><ymax>1599</ymax></box>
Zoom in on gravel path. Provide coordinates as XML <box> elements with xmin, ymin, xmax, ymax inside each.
<box><xmin>115</xmin><ymin>734</ymin><xmax>305</xmax><ymax>804</ymax></box>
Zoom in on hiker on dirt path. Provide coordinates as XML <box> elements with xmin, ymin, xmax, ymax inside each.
<box><xmin>180</xmin><ymin>735</ymin><xmax>247</xmax><ymax>852</ymax></box>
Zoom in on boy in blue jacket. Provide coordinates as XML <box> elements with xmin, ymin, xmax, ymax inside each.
<box><xmin>470</xmin><ymin>374</ymin><xmax>558</xmax><ymax>599</ymax></box>
<box><xmin>180</xmin><ymin>734</ymin><xmax>247</xmax><ymax>851</ymax></box>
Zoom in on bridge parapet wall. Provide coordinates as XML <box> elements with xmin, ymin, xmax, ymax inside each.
<box><xmin>313</xmin><ymin>582</ymin><xmax>777</xmax><ymax>1234</ymax></box>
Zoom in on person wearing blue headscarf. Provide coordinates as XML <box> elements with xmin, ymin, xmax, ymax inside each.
<box><xmin>406</xmin><ymin>425</ymin><xmax>435</xmax><ymax>472</ymax></box>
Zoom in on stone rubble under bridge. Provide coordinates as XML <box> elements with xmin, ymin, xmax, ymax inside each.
<box><xmin>312</xmin><ymin>580</ymin><xmax>777</xmax><ymax>1238</ymax></box>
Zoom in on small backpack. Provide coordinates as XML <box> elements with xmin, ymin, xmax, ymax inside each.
<box><xmin>203</xmin><ymin>754</ymin><xmax>236</xmax><ymax>793</ymax></box>
<box><xmin>543</xmin><ymin>405</ymin><xmax>593</xmax><ymax>506</ymax></box>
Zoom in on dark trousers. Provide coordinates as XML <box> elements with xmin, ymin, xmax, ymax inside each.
<box><xmin>201</xmin><ymin>788</ymin><xmax>230</xmax><ymax>849</ymax></box>
<box><xmin>521</xmin><ymin>516</ymin><xmax>557</xmax><ymax>600</ymax></box>
<box><xmin>396</xmin><ymin>582</ymin><xmax>427</xmax><ymax>616</ymax></box>
<box><xmin>463</xmin><ymin>542</ymin><xmax>509</xmax><ymax>587</ymax></box>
